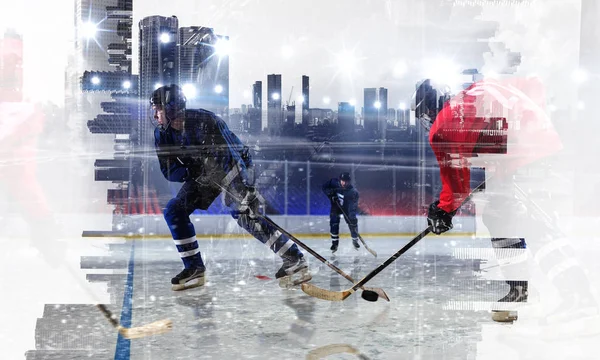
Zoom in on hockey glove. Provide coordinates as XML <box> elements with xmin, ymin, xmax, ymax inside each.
<box><xmin>239</xmin><ymin>186</ymin><xmax>260</xmax><ymax>219</ymax></box>
<box><xmin>330</xmin><ymin>195</ymin><xmax>341</xmax><ymax>207</ymax></box>
<box><xmin>427</xmin><ymin>201</ymin><xmax>454</xmax><ymax>235</ymax></box>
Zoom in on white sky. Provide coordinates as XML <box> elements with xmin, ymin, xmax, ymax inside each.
<box><xmin>1</xmin><ymin>0</ymin><xmax>583</xmax><ymax>110</ymax></box>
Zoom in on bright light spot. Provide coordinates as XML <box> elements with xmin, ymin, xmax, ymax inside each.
<box><xmin>122</xmin><ymin>80</ymin><xmax>131</xmax><ymax>89</ymax></box>
<box><xmin>154</xmin><ymin>83</ymin><xmax>163</xmax><ymax>90</ymax></box>
<box><xmin>323</xmin><ymin>97</ymin><xmax>330</xmax><ymax>104</ymax></box>
<box><xmin>296</xmin><ymin>95</ymin><xmax>304</xmax><ymax>104</ymax></box>
<box><xmin>243</xmin><ymin>90</ymin><xmax>251</xmax><ymax>98</ymax></box>
<box><xmin>425</xmin><ymin>57</ymin><xmax>461</xmax><ymax>89</ymax></box>
<box><xmin>159</xmin><ymin>33</ymin><xmax>171</xmax><ymax>43</ymax></box>
<box><xmin>572</xmin><ymin>68</ymin><xmax>588</xmax><ymax>84</ymax></box>
<box><xmin>577</xmin><ymin>100</ymin><xmax>585</xmax><ymax>110</ymax></box>
<box><xmin>214</xmin><ymin>85</ymin><xmax>223</xmax><ymax>94</ymax></box>
<box><xmin>374</xmin><ymin>101</ymin><xmax>381</xmax><ymax>109</ymax></box>
<box><xmin>399</xmin><ymin>102</ymin><xmax>406</xmax><ymax>110</ymax></box>
<box><xmin>336</xmin><ymin>50</ymin><xmax>358</xmax><ymax>74</ymax></box>
<box><xmin>91</xmin><ymin>76</ymin><xmax>100</xmax><ymax>85</ymax></box>
<box><xmin>548</xmin><ymin>104</ymin><xmax>557</xmax><ymax>112</ymax></box>
<box><xmin>272</xmin><ymin>93</ymin><xmax>280</xmax><ymax>100</ymax></box>
<box><xmin>81</xmin><ymin>22</ymin><xmax>97</xmax><ymax>39</ymax></box>
<box><xmin>215</xmin><ymin>38</ymin><xmax>230</xmax><ymax>56</ymax></box>
<box><xmin>182</xmin><ymin>83</ymin><xmax>197</xmax><ymax>98</ymax></box>
<box><xmin>393</xmin><ymin>61</ymin><xmax>407</xmax><ymax>78</ymax></box>
<box><xmin>281</xmin><ymin>45</ymin><xmax>294</xmax><ymax>59</ymax></box>
<box><xmin>349</xmin><ymin>98</ymin><xmax>356</xmax><ymax>106</ymax></box>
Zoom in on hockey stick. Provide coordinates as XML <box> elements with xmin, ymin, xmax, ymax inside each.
<box><xmin>96</xmin><ymin>304</ymin><xmax>173</xmax><ymax>339</ymax></box>
<box><xmin>301</xmin><ymin>180</ymin><xmax>486</xmax><ymax>301</ymax></box>
<box><xmin>207</xmin><ymin>179</ymin><xmax>390</xmax><ymax>302</ymax></box>
<box><xmin>333</xmin><ymin>201</ymin><xmax>377</xmax><ymax>257</ymax></box>
<box><xmin>65</xmin><ymin>262</ymin><xmax>172</xmax><ymax>339</ymax></box>
<box><xmin>306</xmin><ymin>344</ymin><xmax>371</xmax><ymax>360</ymax></box>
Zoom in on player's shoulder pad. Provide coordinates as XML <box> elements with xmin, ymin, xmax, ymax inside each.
<box><xmin>185</xmin><ymin>109</ymin><xmax>223</xmax><ymax>131</ymax></box>
<box><xmin>185</xmin><ymin>108</ymin><xmax>218</xmax><ymax>122</ymax></box>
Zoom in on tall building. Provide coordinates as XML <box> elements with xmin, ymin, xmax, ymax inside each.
<box><xmin>338</xmin><ymin>102</ymin><xmax>355</xmax><ymax>132</ymax></box>
<box><xmin>179</xmin><ymin>26</ymin><xmax>229</xmax><ymax>120</ymax></box>
<box><xmin>72</xmin><ymin>0</ymin><xmax>141</xmax><ymax>221</ymax></box>
<box><xmin>138</xmin><ymin>15</ymin><xmax>179</xmax><ymax>144</ymax></box>
<box><xmin>363</xmin><ymin>87</ymin><xmax>387</xmax><ymax>140</ymax></box>
<box><xmin>0</xmin><ymin>29</ymin><xmax>23</xmax><ymax>102</ymax></box>
<box><xmin>72</xmin><ymin>0</ymin><xmax>125</xmax><ymax>144</ymax></box>
<box><xmin>253</xmin><ymin>80</ymin><xmax>262</xmax><ymax>112</ymax></box>
<box><xmin>363</xmin><ymin>88</ymin><xmax>377</xmax><ymax>136</ymax></box>
<box><xmin>302</xmin><ymin>75</ymin><xmax>309</xmax><ymax>127</ymax></box>
<box><xmin>398</xmin><ymin>108</ymin><xmax>409</xmax><ymax>129</ymax></box>
<box><xmin>387</xmin><ymin>108</ymin><xmax>396</xmax><ymax>125</ymax></box>
<box><xmin>378</xmin><ymin>87</ymin><xmax>388</xmax><ymax>139</ymax></box>
<box><xmin>267</xmin><ymin>74</ymin><xmax>282</xmax><ymax>134</ymax></box>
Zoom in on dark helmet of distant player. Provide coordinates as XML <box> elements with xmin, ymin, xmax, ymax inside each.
<box><xmin>150</xmin><ymin>84</ymin><xmax>187</xmax><ymax>122</ymax></box>
<box><xmin>339</xmin><ymin>172</ymin><xmax>351</xmax><ymax>182</ymax></box>
<box><xmin>411</xmin><ymin>79</ymin><xmax>439</xmax><ymax>124</ymax></box>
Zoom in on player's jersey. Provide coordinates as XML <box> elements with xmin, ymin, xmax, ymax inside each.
<box><xmin>154</xmin><ymin>109</ymin><xmax>252</xmax><ymax>184</ymax></box>
<box><xmin>429</xmin><ymin>77</ymin><xmax>562</xmax><ymax>213</ymax></box>
<box><xmin>322</xmin><ymin>178</ymin><xmax>359</xmax><ymax>216</ymax></box>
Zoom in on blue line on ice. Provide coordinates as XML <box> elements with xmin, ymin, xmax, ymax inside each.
<box><xmin>114</xmin><ymin>240</ymin><xmax>135</xmax><ymax>360</ymax></box>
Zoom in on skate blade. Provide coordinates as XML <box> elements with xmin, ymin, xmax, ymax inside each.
<box><xmin>492</xmin><ymin>310</ymin><xmax>518</xmax><ymax>323</ymax></box>
<box><xmin>172</xmin><ymin>276</ymin><xmax>206</xmax><ymax>291</ymax></box>
<box><xmin>279</xmin><ymin>270</ymin><xmax>312</xmax><ymax>289</ymax></box>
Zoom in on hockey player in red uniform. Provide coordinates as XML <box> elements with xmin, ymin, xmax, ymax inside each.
<box><xmin>415</xmin><ymin>76</ymin><xmax>598</xmax><ymax>325</ymax></box>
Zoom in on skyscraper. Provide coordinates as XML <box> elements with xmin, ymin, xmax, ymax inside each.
<box><xmin>338</xmin><ymin>102</ymin><xmax>355</xmax><ymax>132</ymax></box>
<box><xmin>378</xmin><ymin>87</ymin><xmax>388</xmax><ymax>139</ymax></box>
<box><xmin>138</xmin><ymin>15</ymin><xmax>179</xmax><ymax>144</ymax></box>
<box><xmin>363</xmin><ymin>88</ymin><xmax>377</xmax><ymax>136</ymax></box>
<box><xmin>267</xmin><ymin>74</ymin><xmax>282</xmax><ymax>134</ymax></box>
<box><xmin>72</xmin><ymin>0</ymin><xmax>125</xmax><ymax>143</ymax></box>
<box><xmin>363</xmin><ymin>87</ymin><xmax>387</xmax><ymax>140</ymax></box>
<box><xmin>179</xmin><ymin>26</ymin><xmax>229</xmax><ymax>120</ymax></box>
<box><xmin>302</xmin><ymin>75</ymin><xmax>309</xmax><ymax>127</ymax></box>
<box><xmin>253</xmin><ymin>80</ymin><xmax>262</xmax><ymax>112</ymax></box>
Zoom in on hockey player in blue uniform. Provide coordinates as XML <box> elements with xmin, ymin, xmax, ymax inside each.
<box><xmin>322</xmin><ymin>172</ymin><xmax>360</xmax><ymax>253</ymax></box>
<box><xmin>151</xmin><ymin>84</ymin><xmax>311</xmax><ymax>291</ymax></box>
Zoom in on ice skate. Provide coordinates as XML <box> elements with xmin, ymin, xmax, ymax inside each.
<box><xmin>276</xmin><ymin>256</ymin><xmax>312</xmax><ymax>289</ymax></box>
<box><xmin>171</xmin><ymin>266</ymin><xmax>206</xmax><ymax>291</ymax></box>
<box><xmin>330</xmin><ymin>240</ymin><xmax>339</xmax><ymax>254</ymax></box>
<box><xmin>492</xmin><ymin>281</ymin><xmax>528</xmax><ymax>322</ymax></box>
<box><xmin>352</xmin><ymin>237</ymin><xmax>360</xmax><ymax>250</ymax></box>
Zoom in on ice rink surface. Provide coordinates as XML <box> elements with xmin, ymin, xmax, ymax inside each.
<box><xmin>10</xmin><ymin>234</ymin><xmax>600</xmax><ymax>360</ymax></box>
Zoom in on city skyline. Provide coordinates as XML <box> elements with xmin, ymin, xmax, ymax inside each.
<box><xmin>7</xmin><ymin>0</ymin><xmax>584</xmax><ymax>113</ymax></box>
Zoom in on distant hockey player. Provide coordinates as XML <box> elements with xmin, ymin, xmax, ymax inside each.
<box><xmin>322</xmin><ymin>172</ymin><xmax>360</xmax><ymax>253</ymax></box>
<box><xmin>151</xmin><ymin>84</ymin><xmax>311</xmax><ymax>291</ymax></box>
<box><xmin>415</xmin><ymin>77</ymin><xmax>597</xmax><ymax>324</ymax></box>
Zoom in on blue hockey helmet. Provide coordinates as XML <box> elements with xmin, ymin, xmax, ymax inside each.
<box><xmin>150</xmin><ymin>84</ymin><xmax>187</xmax><ymax>121</ymax></box>
<box><xmin>339</xmin><ymin>172</ymin><xmax>351</xmax><ymax>182</ymax></box>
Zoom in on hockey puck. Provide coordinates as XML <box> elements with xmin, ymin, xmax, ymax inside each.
<box><xmin>361</xmin><ymin>290</ymin><xmax>379</xmax><ymax>302</ymax></box>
